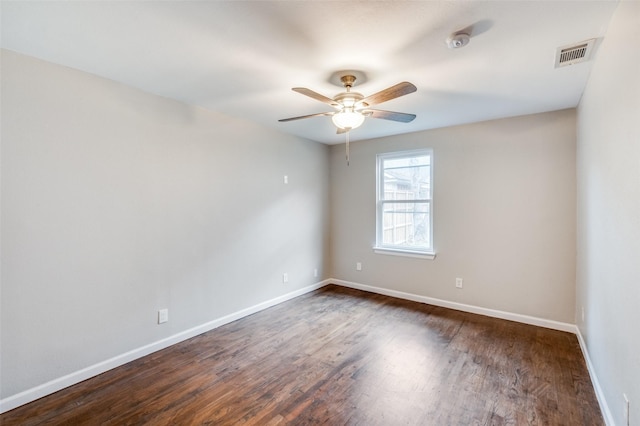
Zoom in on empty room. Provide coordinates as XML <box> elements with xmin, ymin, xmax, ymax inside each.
<box><xmin>1</xmin><ymin>1</ymin><xmax>638</xmax><ymax>425</ymax></box>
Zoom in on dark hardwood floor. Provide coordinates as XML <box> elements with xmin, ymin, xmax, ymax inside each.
<box><xmin>1</xmin><ymin>285</ymin><xmax>603</xmax><ymax>425</ymax></box>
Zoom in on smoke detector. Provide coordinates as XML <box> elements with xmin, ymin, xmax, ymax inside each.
<box><xmin>447</xmin><ymin>32</ymin><xmax>470</xmax><ymax>49</ymax></box>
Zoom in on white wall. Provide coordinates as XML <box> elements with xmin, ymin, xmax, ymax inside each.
<box><xmin>0</xmin><ymin>50</ymin><xmax>330</xmax><ymax>400</ymax></box>
<box><xmin>576</xmin><ymin>0</ymin><xmax>640</xmax><ymax>424</ymax></box>
<box><xmin>330</xmin><ymin>110</ymin><xmax>577</xmax><ymax>324</ymax></box>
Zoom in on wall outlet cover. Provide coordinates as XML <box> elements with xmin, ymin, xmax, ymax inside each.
<box><xmin>158</xmin><ymin>309</ymin><xmax>168</xmax><ymax>324</ymax></box>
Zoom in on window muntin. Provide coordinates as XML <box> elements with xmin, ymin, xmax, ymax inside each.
<box><xmin>376</xmin><ymin>150</ymin><xmax>433</xmax><ymax>255</ymax></box>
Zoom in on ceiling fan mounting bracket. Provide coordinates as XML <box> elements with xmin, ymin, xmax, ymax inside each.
<box><xmin>340</xmin><ymin>75</ymin><xmax>356</xmax><ymax>89</ymax></box>
<box><xmin>329</xmin><ymin>70</ymin><xmax>367</xmax><ymax>88</ymax></box>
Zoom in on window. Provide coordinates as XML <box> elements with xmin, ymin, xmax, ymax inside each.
<box><xmin>375</xmin><ymin>149</ymin><xmax>434</xmax><ymax>258</ymax></box>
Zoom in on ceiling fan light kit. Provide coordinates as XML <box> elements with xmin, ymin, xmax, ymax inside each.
<box><xmin>332</xmin><ymin>109</ymin><xmax>365</xmax><ymax>130</ymax></box>
<box><xmin>330</xmin><ymin>80</ymin><xmax>367</xmax><ymax>130</ymax></box>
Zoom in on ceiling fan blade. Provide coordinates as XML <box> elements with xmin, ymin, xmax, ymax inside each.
<box><xmin>366</xmin><ymin>109</ymin><xmax>416</xmax><ymax>123</ymax></box>
<box><xmin>359</xmin><ymin>82</ymin><xmax>417</xmax><ymax>107</ymax></box>
<box><xmin>292</xmin><ymin>88</ymin><xmax>340</xmax><ymax>108</ymax></box>
<box><xmin>278</xmin><ymin>112</ymin><xmax>334</xmax><ymax>122</ymax></box>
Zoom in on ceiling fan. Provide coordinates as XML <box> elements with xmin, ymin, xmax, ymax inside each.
<box><xmin>279</xmin><ymin>74</ymin><xmax>417</xmax><ymax>134</ymax></box>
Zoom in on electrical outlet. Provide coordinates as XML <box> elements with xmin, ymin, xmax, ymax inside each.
<box><xmin>158</xmin><ymin>309</ymin><xmax>168</xmax><ymax>324</ymax></box>
<box><xmin>283</xmin><ymin>273</ymin><xmax>289</xmax><ymax>283</ymax></box>
<box><xmin>283</xmin><ymin>175</ymin><xmax>288</xmax><ymax>184</ymax></box>
<box><xmin>623</xmin><ymin>393</ymin><xmax>630</xmax><ymax>426</ymax></box>
<box><xmin>314</xmin><ymin>268</ymin><xmax>318</xmax><ymax>278</ymax></box>
<box><xmin>455</xmin><ymin>278</ymin><xmax>463</xmax><ymax>289</ymax></box>
<box><xmin>356</xmin><ymin>262</ymin><xmax>362</xmax><ymax>271</ymax></box>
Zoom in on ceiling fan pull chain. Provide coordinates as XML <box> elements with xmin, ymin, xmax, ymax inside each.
<box><xmin>346</xmin><ymin>130</ymin><xmax>350</xmax><ymax>166</ymax></box>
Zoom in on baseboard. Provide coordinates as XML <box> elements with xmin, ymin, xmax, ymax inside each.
<box><xmin>0</xmin><ymin>278</ymin><xmax>596</xmax><ymax>416</ymax></box>
<box><xmin>575</xmin><ymin>328</ymin><xmax>615</xmax><ymax>426</ymax></box>
<box><xmin>330</xmin><ymin>279</ymin><xmax>576</xmax><ymax>333</ymax></box>
<box><xmin>0</xmin><ymin>280</ymin><xmax>330</xmax><ymax>414</ymax></box>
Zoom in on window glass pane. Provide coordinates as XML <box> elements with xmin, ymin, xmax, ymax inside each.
<box><xmin>381</xmin><ymin>202</ymin><xmax>430</xmax><ymax>249</ymax></box>
<box><xmin>382</xmin><ymin>156</ymin><xmax>430</xmax><ymax>201</ymax></box>
<box><xmin>384</xmin><ymin>156</ymin><xmax>430</xmax><ymax>169</ymax></box>
<box><xmin>377</xmin><ymin>149</ymin><xmax>433</xmax><ymax>254</ymax></box>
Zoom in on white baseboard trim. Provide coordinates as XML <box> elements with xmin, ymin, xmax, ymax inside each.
<box><xmin>330</xmin><ymin>279</ymin><xmax>576</xmax><ymax>333</ymax></box>
<box><xmin>0</xmin><ymin>280</ymin><xmax>330</xmax><ymax>414</ymax></box>
<box><xmin>2</xmin><ymin>278</ymin><xmax>603</xmax><ymax>419</ymax></box>
<box><xmin>575</xmin><ymin>328</ymin><xmax>614</xmax><ymax>426</ymax></box>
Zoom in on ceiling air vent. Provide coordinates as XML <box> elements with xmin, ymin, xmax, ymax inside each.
<box><xmin>555</xmin><ymin>39</ymin><xmax>596</xmax><ymax>68</ymax></box>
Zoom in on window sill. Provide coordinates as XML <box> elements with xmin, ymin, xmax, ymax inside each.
<box><xmin>373</xmin><ymin>247</ymin><xmax>436</xmax><ymax>260</ymax></box>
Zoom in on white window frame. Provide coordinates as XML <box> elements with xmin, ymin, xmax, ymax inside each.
<box><xmin>374</xmin><ymin>149</ymin><xmax>435</xmax><ymax>259</ymax></box>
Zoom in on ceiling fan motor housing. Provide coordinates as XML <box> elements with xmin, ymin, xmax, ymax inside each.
<box><xmin>334</xmin><ymin>91</ymin><xmax>364</xmax><ymax>107</ymax></box>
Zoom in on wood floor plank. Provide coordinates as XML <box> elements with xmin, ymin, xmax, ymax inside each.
<box><xmin>1</xmin><ymin>285</ymin><xmax>603</xmax><ymax>425</ymax></box>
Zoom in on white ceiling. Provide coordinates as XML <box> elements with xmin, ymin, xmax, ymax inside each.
<box><xmin>1</xmin><ymin>1</ymin><xmax>619</xmax><ymax>144</ymax></box>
